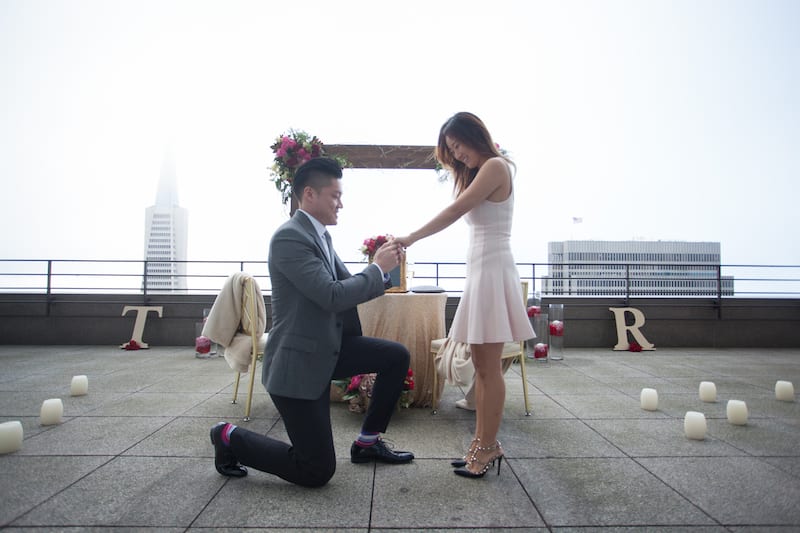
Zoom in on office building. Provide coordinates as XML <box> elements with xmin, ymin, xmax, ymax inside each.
<box><xmin>143</xmin><ymin>149</ymin><xmax>188</xmax><ymax>292</ymax></box>
<box><xmin>542</xmin><ymin>240</ymin><xmax>734</xmax><ymax>296</ymax></box>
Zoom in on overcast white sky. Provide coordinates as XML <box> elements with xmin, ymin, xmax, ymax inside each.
<box><xmin>1</xmin><ymin>0</ymin><xmax>799</xmax><ymax>271</ymax></box>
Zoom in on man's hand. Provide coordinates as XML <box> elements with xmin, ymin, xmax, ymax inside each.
<box><xmin>372</xmin><ymin>238</ymin><xmax>403</xmax><ymax>274</ymax></box>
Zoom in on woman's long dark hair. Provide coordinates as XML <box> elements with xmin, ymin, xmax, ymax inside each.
<box><xmin>435</xmin><ymin>112</ymin><xmax>513</xmax><ymax>196</ymax></box>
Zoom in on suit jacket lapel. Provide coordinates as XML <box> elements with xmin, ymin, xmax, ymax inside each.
<box><xmin>294</xmin><ymin>211</ymin><xmax>337</xmax><ymax>280</ymax></box>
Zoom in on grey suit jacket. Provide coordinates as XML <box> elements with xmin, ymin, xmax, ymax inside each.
<box><xmin>262</xmin><ymin>211</ymin><xmax>386</xmax><ymax>400</ymax></box>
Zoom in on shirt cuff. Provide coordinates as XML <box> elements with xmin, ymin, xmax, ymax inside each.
<box><xmin>370</xmin><ymin>262</ymin><xmax>385</xmax><ymax>278</ymax></box>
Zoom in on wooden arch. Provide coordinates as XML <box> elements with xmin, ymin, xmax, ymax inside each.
<box><xmin>290</xmin><ymin>144</ymin><xmax>437</xmax><ymax>214</ymax></box>
<box><xmin>325</xmin><ymin>145</ymin><xmax>437</xmax><ymax>170</ymax></box>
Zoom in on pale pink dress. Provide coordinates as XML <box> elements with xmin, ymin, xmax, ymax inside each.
<box><xmin>449</xmin><ymin>188</ymin><xmax>535</xmax><ymax>345</ymax></box>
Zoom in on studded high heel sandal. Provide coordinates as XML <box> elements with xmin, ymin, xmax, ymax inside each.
<box><xmin>451</xmin><ymin>437</ymin><xmax>480</xmax><ymax>468</ymax></box>
<box><xmin>453</xmin><ymin>440</ymin><xmax>504</xmax><ymax>479</ymax></box>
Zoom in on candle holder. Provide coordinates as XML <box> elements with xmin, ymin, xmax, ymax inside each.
<box><xmin>0</xmin><ymin>421</ymin><xmax>23</xmax><ymax>454</ymax></box>
<box><xmin>526</xmin><ymin>313</ymin><xmax>550</xmax><ymax>362</ymax></box>
<box><xmin>548</xmin><ymin>303</ymin><xmax>565</xmax><ymax>361</ymax></box>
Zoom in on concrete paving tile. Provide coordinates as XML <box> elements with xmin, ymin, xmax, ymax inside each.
<box><xmin>524</xmin><ymin>360</ymin><xmax>594</xmax><ymax>377</ymax></box>
<box><xmin>708</xmin><ymin>417</ymin><xmax>800</xmax><ymax>457</ymax></box>
<box><xmin>2</xmin><ymin>415</ymin><xmax>49</xmax><ymax>440</ymax></box>
<box><xmin>124</xmin><ymin>416</ymin><xmax>232</xmax><ymax>458</ymax></box>
<box><xmin>569</xmin><ymin>362</ymin><xmax>656</xmax><ymax>380</ymax></box>
<box><xmin>192</xmin><ymin>459</ymin><xmax>373</xmax><ymax>528</ymax></box>
<box><xmin>3</xmin><ymin>526</ymin><xmax>186</xmax><ymax>533</ymax></box>
<box><xmin>372</xmin><ymin>530</ymin><xmax>546</xmax><ymax>533</ymax></box>
<box><xmin>622</xmin><ymin>360</ymin><xmax>714</xmax><ymax>378</ymax></box>
<box><xmin>729</xmin><ymin>527</ymin><xmax>800</xmax><ymax>532</ymax></box>
<box><xmin>0</xmin><ymin>390</ymin><xmax>77</xmax><ymax>417</ymax></box>
<box><xmin>0</xmin><ymin>455</ymin><xmax>111</xmax><ymax>526</ymax></box>
<box><xmin>378</xmin><ymin>415</ymin><xmax>478</xmax><ymax>460</ymax></box>
<box><xmin>656</xmin><ymin>392</ymin><xmax>728</xmax><ymax>419</ymax></box>
<box><xmin>527</xmin><ymin>375</ymin><xmax>617</xmax><ymax>395</ymax></box>
<box><xmin>722</xmin><ymin>394</ymin><xmax>800</xmax><ymax>420</ymax></box>
<box><xmin>551</xmin><ymin>526</ymin><xmax>729</xmax><ymax>533</ymax></box>
<box><xmin>11</xmin><ymin>456</ymin><xmax>225</xmax><ymax>528</ymax></box>
<box><xmin>592</xmin><ymin>376</ymin><xmax>695</xmax><ymax>394</ymax></box>
<box><xmin>1</xmin><ymin>346</ymin><xmax>799</xmax><ymax>531</ymax></box>
<box><xmin>511</xmin><ymin>457</ymin><xmax>715</xmax><ymax>527</ymax></box>
<box><xmin>501</xmin><ymin>418</ymin><xmax>626</xmax><ymax>458</ymax></box>
<box><xmin>504</xmin><ymin>393</ymin><xmax>578</xmax><ymax>419</ymax></box>
<box><xmin>183</xmin><ymin>390</ymin><xmax>279</xmax><ymax>419</ymax></box>
<box><xmin>17</xmin><ymin>415</ymin><xmax>173</xmax><ymax>455</ymax></box>
<box><xmin>585</xmin><ymin>418</ymin><xmax>747</xmax><ymax>457</ymax></box>
<box><xmin>140</xmin><ymin>370</ymin><xmax>237</xmax><ymax>393</ymax></box>
<box><xmin>88</xmin><ymin>370</ymin><xmax>173</xmax><ymax>393</ymax></box>
<box><xmin>549</xmin><ymin>391</ymin><xmax>670</xmax><ymax>419</ymax></box>
<box><xmin>760</xmin><ymin>457</ymin><xmax>800</xmax><ymax>479</ymax></box>
<box><xmin>639</xmin><ymin>456</ymin><xmax>800</xmax><ymax>526</ymax></box>
<box><xmin>664</xmin><ymin>376</ymin><xmax>771</xmax><ymax>396</ymax></box>
<box><xmin>370</xmin><ymin>459</ymin><xmax>545</xmax><ymax>529</ymax></box>
<box><xmin>88</xmin><ymin>391</ymin><xmax>213</xmax><ymax>416</ymax></box>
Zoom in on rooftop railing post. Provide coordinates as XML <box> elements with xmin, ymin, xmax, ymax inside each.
<box><xmin>625</xmin><ymin>264</ymin><xmax>631</xmax><ymax>305</ymax></box>
<box><xmin>46</xmin><ymin>260</ymin><xmax>52</xmax><ymax>316</ymax></box>
<box><xmin>142</xmin><ymin>260</ymin><xmax>148</xmax><ymax>301</ymax></box>
<box><xmin>716</xmin><ymin>264</ymin><xmax>723</xmax><ymax>319</ymax></box>
<box><xmin>46</xmin><ymin>260</ymin><xmax>52</xmax><ymax>296</ymax></box>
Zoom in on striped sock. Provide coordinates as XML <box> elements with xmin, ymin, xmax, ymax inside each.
<box><xmin>355</xmin><ymin>431</ymin><xmax>380</xmax><ymax>448</ymax></box>
<box><xmin>221</xmin><ymin>423</ymin><xmax>237</xmax><ymax>446</ymax></box>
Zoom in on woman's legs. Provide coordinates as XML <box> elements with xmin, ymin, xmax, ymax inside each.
<box><xmin>468</xmin><ymin>342</ymin><xmax>505</xmax><ymax>473</ymax></box>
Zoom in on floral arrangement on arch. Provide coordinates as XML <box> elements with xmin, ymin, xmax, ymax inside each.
<box><xmin>360</xmin><ymin>234</ymin><xmax>393</xmax><ymax>260</ymax></box>
<box><xmin>269</xmin><ymin>129</ymin><xmax>349</xmax><ymax>206</ymax></box>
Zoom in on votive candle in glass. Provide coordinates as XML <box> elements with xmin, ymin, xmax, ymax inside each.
<box><xmin>640</xmin><ymin>388</ymin><xmax>658</xmax><ymax>411</ymax></box>
<box><xmin>0</xmin><ymin>421</ymin><xmax>23</xmax><ymax>454</ymax></box>
<box><xmin>775</xmin><ymin>381</ymin><xmax>795</xmax><ymax>402</ymax></box>
<box><xmin>70</xmin><ymin>375</ymin><xmax>88</xmax><ymax>396</ymax></box>
<box><xmin>40</xmin><ymin>398</ymin><xmax>63</xmax><ymax>426</ymax></box>
<box><xmin>684</xmin><ymin>411</ymin><xmax>707</xmax><ymax>440</ymax></box>
<box><xmin>726</xmin><ymin>400</ymin><xmax>748</xmax><ymax>425</ymax></box>
<box><xmin>699</xmin><ymin>381</ymin><xmax>717</xmax><ymax>402</ymax></box>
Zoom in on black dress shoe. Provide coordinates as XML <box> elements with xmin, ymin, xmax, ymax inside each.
<box><xmin>350</xmin><ymin>439</ymin><xmax>414</xmax><ymax>464</ymax></box>
<box><xmin>210</xmin><ymin>422</ymin><xmax>247</xmax><ymax>477</ymax></box>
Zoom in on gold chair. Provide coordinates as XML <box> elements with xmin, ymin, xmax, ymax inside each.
<box><xmin>230</xmin><ymin>276</ymin><xmax>263</xmax><ymax>421</ymax></box>
<box><xmin>430</xmin><ymin>281</ymin><xmax>531</xmax><ymax>416</ymax></box>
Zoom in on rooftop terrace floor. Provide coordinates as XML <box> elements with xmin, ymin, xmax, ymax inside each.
<box><xmin>1</xmin><ymin>345</ymin><xmax>799</xmax><ymax>531</ymax></box>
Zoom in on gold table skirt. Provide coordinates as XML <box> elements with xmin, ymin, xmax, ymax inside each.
<box><xmin>357</xmin><ymin>292</ymin><xmax>447</xmax><ymax>407</ymax></box>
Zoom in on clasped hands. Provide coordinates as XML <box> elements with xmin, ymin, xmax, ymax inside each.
<box><xmin>371</xmin><ymin>236</ymin><xmax>406</xmax><ymax>274</ymax></box>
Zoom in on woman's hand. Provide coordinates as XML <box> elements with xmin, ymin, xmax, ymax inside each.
<box><xmin>393</xmin><ymin>235</ymin><xmax>416</xmax><ymax>250</ymax></box>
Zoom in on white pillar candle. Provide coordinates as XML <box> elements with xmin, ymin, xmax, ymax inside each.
<box><xmin>70</xmin><ymin>375</ymin><xmax>89</xmax><ymax>396</ymax></box>
<box><xmin>726</xmin><ymin>399</ymin><xmax>748</xmax><ymax>425</ymax></box>
<box><xmin>775</xmin><ymin>380</ymin><xmax>795</xmax><ymax>402</ymax></box>
<box><xmin>684</xmin><ymin>411</ymin><xmax>707</xmax><ymax>440</ymax></box>
<box><xmin>0</xmin><ymin>421</ymin><xmax>23</xmax><ymax>454</ymax></box>
<box><xmin>640</xmin><ymin>388</ymin><xmax>658</xmax><ymax>411</ymax></box>
<box><xmin>40</xmin><ymin>398</ymin><xmax>63</xmax><ymax>426</ymax></box>
<box><xmin>699</xmin><ymin>381</ymin><xmax>717</xmax><ymax>402</ymax></box>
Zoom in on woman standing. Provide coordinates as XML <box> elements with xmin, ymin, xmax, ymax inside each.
<box><xmin>395</xmin><ymin>112</ymin><xmax>534</xmax><ymax>478</ymax></box>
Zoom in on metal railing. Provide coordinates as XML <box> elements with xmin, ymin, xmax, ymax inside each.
<box><xmin>1</xmin><ymin>259</ymin><xmax>799</xmax><ymax>299</ymax></box>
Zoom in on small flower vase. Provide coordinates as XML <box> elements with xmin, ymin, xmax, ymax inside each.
<box><xmin>526</xmin><ymin>313</ymin><xmax>550</xmax><ymax>362</ymax></box>
<box><xmin>548</xmin><ymin>303</ymin><xmax>565</xmax><ymax>360</ymax></box>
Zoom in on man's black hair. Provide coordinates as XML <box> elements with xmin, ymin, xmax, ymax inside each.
<box><xmin>292</xmin><ymin>157</ymin><xmax>343</xmax><ymax>200</ymax></box>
